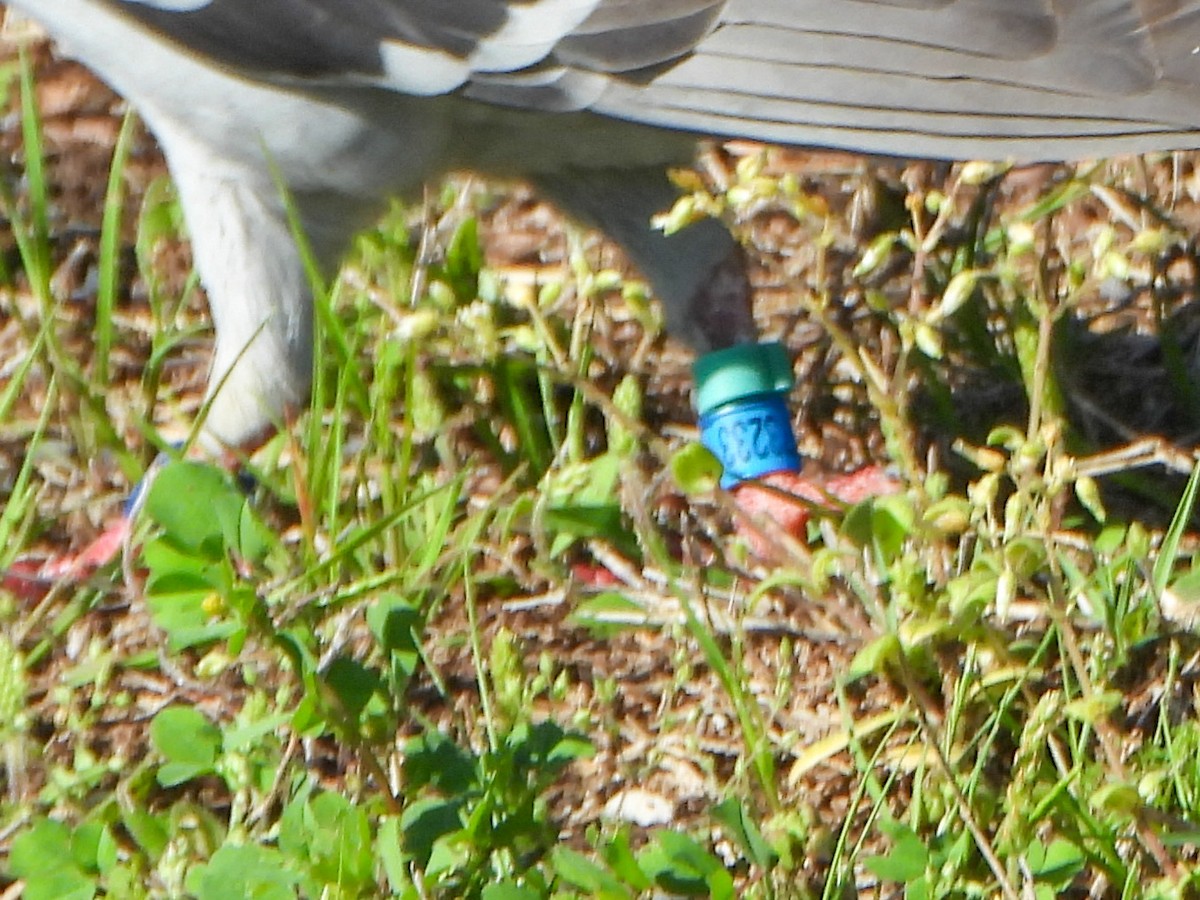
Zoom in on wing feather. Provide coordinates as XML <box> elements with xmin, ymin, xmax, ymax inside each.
<box><xmin>104</xmin><ymin>0</ymin><xmax>1200</xmax><ymax>158</ymax></box>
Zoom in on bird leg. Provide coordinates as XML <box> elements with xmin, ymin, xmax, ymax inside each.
<box><xmin>682</xmin><ymin>243</ymin><xmax>758</xmax><ymax>350</ymax></box>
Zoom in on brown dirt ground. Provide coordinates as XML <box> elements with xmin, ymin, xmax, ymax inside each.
<box><xmin>6</xmin><ymin>16</ymin><xmax>1200</xmax><ymax>897</ymax></box>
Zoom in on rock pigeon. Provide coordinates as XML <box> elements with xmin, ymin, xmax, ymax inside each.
<box><xmin>9</xmin><ymin>0</ymin><xmax>1200</xmax><ymax>489</ymax></box>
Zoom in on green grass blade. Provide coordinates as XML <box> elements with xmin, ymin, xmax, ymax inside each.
<box><xmin>1152</xmin><ymin>461</ymin><xmax>1200</xmax><ymax>598</ymax></box>
<box><xmin>94</xmin><ymin>109</ymin><xmax>138</xmax><ymax>385</ymax></box>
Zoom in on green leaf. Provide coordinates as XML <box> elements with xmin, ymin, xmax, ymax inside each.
<box><xmin>639</xmin><ymin>830</ymin><xmax>725</xmax><ymax>895</ymax></box>
<box><xmin>277</xmin><ymin>790</ymin><xmax>317</xmax><ymax>875</ymax></box>
<box><xmin>853</xmin><ymin>231</ymin><xmax>900</xmax><ymax>278</ymax></box>
<box><xmin>141</xmin><ymin>534</ymin><xmax>221</xmax><ymax>594</ymax></box>
<box><xmin>399</xmin><ymin>797</ymin><xmax>466</xmax><ymax>867</ymax></box>
<box><xmin>1153</xmin><ymin>461</ymin><xmax>1200</xmax><ymax>597</ymax></box>
<box><xmin>845</xmin><ymin>634</ymin><xmax>902</xmax><ymax>682</ymax></box>
<box><xmin>222</xmin><ymin>712</ymin><xmax>290</xmax><ymax>754</ymax></box>
<box><xmin>711</xmin><ymin>798</ymin><xmax>779</xmax><ymax>871</ymax></box>
<box><xmin>142</xmin><ymin>554</ymin><xmax>238</xmax><ymax>652</ymax></box>
<box><xmin>841</xmin><ymin>495</ymin><xmax>914</xmax><ymax>562</ymax></box>
<box><xmin>378</xmin><ymin>818</ymin><xmax>409</xmax><ymax>894</ymax></box>
<box><xmin>150</xmin><ymin>706</ymin><xmax>221</xmax><ymax>786</ymax></box>
<box><xmin>505</xmin><ymin>720</ymin><xmax>593</xmax><ymax>776</ymax></box>
<box><xmin>1093</xmin><ymin>523</ymin><xmax>1126</xmax><ymax>555</ymax></box>
<box><xmin>1024</xmin><ymin>838</ymin><xmax>1085</xmax><ymax>885</ymax></box>
<box><xmin>840</xmin><ymin>501</ymin><xmax>874</xmax><ymax>548</ymax></box>
<box><xmin>18</xmin><ymin>870</ymin><xmax>93</xmax><ymax>900</ymax></box>
<box><xmin>1063</xmin><ymin>690</ymin><xmax>1122</xmax><ymax>725</ymax></box>
<box><xmin>671</xmin><ymin>442</ymin><xmax>722</xmax><ymax>495</ymax></box>
<box><xmin>10</xmin><ymin>819</ymin><xmax>88</xmax><ymax>879</ymax></box>
<box><xmin>441</xmin><ymin>216</ymin><xmax>482</xmax><ymax>301</ymax></box>
<box><xmin>551</xmin><ymin>846</ymin><xmax>630</xmax><ymax>897</ymax></box>
<box><xmin>145</xmin><ymin>461</ymin><xmax>275</xmax><ymax>565</ymax></box>
<box><xmin>69</xmin><ymin>820</ymin><xmax>105</xmax><ymax>872</ymax></box>
<box><xmin>301</xmin><ymin>793</ymin><xmax>375</xmax><ymax>889</ymax></box>
<box><xmin>601</xmin><ymin>829</ymin><xmax>652</xmax><ymax>891</ymax></box>
<box><xmin>290</xmin><ymin>693</ymin><xmax>327</xmax><ymax>738</ymax></box>
<box><xmin>196</xmin><ymin>845</ymin><xmax>297</xmax><ymax>900</ymax></box>
<box><xmin>707</xmin><ymin>867</ymin><xmax>736</xmax><ymax>900</ymax></box>
<box><xmin>544</xmin><ymin>503</ymin><xmax>636</xmax><ymax>559</ymax></box>
<box><xmin>932</xmin><ymin>269</ymin><xmax>979</xmax><ymax>321</ymax></box>
<box><xmin>141</xmin><ymin>466</ymin><xmax>253</xmax><ymax>652</ymax></box>
<box><xmin>922</xmin><ymin>496</ymin><xmax>971</xmax><ymax>535</ymax></box>
<box><xmin>607</xmin><ymin>375</ymin><xmax>642</xmax><ymax>456</ymax></box>
<box><xmin>545</xmin><ymin>455</ymin><xmax>627</xmax><ymax>556</ymax></box>
<box><xmin>122</xmin><ymin>808</ymin><xmax>170</xmax><ymax>861</ymax></box>
<box><xmin>71</xmin><ymin>820</ymin><xmax>119</xmax><ymax>875</ymax></box>
<box><xmin>324</xmin><ymin>656</ymin><xmax>380</xmax><ymax>722</ymax></box>
<box><xmin>548</xmin><ymin>732</ymin><xmax>595</xmax><ymax>766</ymax></box>
<box><xmin>366</xmin><ymin>594</ymin><xmax>423</xmax><ymax>656</ymax></box>
<box><xmin>425</xmin><ymin>829</ymin><xmax>471</xmax><ymax>880</ymax></box>
<box><xmin>404</xmin><ymin>729</ymin><xmax>478</xmax><ymax>794</ymax></box>
<box><xmin>145</xmin><ymin>462</ymin><xmax>234</xmax><ymax>559</ymax></box>
<box><xmin>9</xmin><ymin>821</ymin><xmax>98</xmax><ymax>900</ymax></box>
<box><xmin>1089</xmin><ymin>782</ymin><xmax>1142</xmax><ymax>816</ymax></box>
<box><xmin>494</xmin><ymin>356</ymin><xmax>552</xmax><ymax>477</ymax></box>
<box><xmin>906</xmin><ymin>875</ymin><xmax>933</xmax><ymax>900</ymax></box>
<box><xmin>233</xmin><ymin>494</ymin><xmax>277</xmax><ymax>563</ymax></box>
<box><xmin>482</xmin><ymin>883</ymin><xmax>543</xmax><ymax>900</ymax></box>
<box><xmin>1074</xmin><ymin>475</ymin><xmax>1106</xmax><ymax>523</ymax></box>
<box><xmin>863</xmin><ymin>822</ymin><xmax>928</xmax><ymax>883</ymax></box>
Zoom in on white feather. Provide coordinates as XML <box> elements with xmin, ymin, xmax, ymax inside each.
<box><xmin>468</xmin><ymin>0</ymin><xmax>597</xmax><ymax>72</ymax></box>
<box><xmin>123</xmin><ymin>0</ymin><xmax>211</xmax><ymax>10</ymax></box>
<box><xmin>376</xmin><ymin>40</ymin><xmax>470</xmax><ymax>95</ymax></box>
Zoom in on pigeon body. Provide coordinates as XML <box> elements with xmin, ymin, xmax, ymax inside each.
<box><xmin>11</xmin><ymin>0</ymin><xmax>1200</xmax><ymax>451</ymax></box>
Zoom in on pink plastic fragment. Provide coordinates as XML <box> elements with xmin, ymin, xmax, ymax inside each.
<box><xmin>732</xmin><ymin>464</ymin><xmax>901</xmax><ymax>558</ymax></box>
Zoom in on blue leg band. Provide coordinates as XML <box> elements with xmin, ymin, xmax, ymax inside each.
<box><xmin>693</xmin><ymin>342</ymin><xmax>802</xmax><ymax>489</ymax></box>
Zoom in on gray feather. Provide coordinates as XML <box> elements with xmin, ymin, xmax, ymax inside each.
<box><xmin>91</xmin><ymin>0</ymin><xmax>1200</xmax><ymax>158</ymax></box>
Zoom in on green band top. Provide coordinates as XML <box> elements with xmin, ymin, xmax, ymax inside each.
<box><xmin>692</xmin><ymin>342</ymin><xmax>794</xmax><ymax>414</ymax></box>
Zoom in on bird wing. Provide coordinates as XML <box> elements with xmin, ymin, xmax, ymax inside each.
<box><xmin>102</xmin><ymin>0</ymin><xmax>1200</xmax><ymax>158</ymax></box>
<box><xmin>597</xmin><ymin>0</ymin><xmax>1200</xmax><ymax>158</ymax></box>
